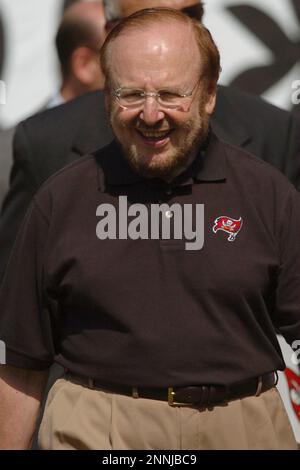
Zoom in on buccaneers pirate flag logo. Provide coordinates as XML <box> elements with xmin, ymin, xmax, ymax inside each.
<box><xmin>212</xmin><ymin>216</ymin><xmax>243</xmax><ymax>242</ymax></box>
<box><xmin>284</xmin><ymin>368</ymin><xmax>300</xmax><ymax>422</ymax></box>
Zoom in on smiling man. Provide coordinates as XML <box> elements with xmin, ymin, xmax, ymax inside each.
<box><xmin>104</xmin><ymin>10</ymin><xmax>217</xmax><ymax>181</ymax></box>
<box><xmin>0</xmin><ymin>8</ymin><xmax>299</xmax><ymax>450</ymax></box>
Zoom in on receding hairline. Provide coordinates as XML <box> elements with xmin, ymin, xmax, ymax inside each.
<box><xmin>100</xmin><ymin>7</ymin><xmax>221</xmax><ymax>90</ymax></box>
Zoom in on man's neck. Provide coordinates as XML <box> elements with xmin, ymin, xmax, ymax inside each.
<box><xmin>60</xmin><ymin>85</ymin><xmax>81</xmax><ymax>103</ymax></box>
<box><xmin>60</xmin><ymin>79</ymin><xmax>90</xmax><ymax>103</ymax></box>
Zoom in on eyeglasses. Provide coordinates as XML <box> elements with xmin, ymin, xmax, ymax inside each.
<box><xmin>113</xmin><ymin>79</ymin><xmax>200</xmax><ymax>111</ymax></box>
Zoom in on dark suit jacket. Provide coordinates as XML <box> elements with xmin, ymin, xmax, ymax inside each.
<box><xmin>0</xmin><ymin>128</ymin><xmax>14</xmax><ymax>206</ymax></box>
<box><xmin>0</xmin><ymin>86</ymin><xmax>299</xmax><ymax>279</ymax></box>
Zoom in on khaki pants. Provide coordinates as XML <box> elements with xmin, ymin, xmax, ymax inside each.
<box><xmin>38</xmin><ymin>377</ymin><xmax>298</xmax><ymax>450</ymax></box>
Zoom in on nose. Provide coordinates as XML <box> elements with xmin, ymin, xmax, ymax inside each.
<box><xmin>139</xmin><ymin>97</ymin><xmax>165</xmax><ymax>126</ymax></box>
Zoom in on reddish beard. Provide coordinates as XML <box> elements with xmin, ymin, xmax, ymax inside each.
<box><xmin>109</xmin><ymin>99</ymin><xmax>211</xmax><ymax>182</ymax></box>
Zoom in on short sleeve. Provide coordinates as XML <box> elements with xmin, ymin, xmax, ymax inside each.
<box><xmin>0</xmin><ymin>197</ymin><xmax>54</xmax><ymax>370</ymax></box>
<box><xmin>274</xmin><ymin>186</ymin><xmax>300</xmax><ymax>345</ymax></box>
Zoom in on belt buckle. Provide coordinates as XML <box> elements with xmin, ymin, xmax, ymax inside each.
<box><xmin>168</xmin><ymin>387</ymin><xmax>193</xmax><ymax>407</ymax></box>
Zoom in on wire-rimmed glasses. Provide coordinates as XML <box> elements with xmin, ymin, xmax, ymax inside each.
<box><xmin>113</xmin><ymin>79</ymin><xmax>200</xmax><ymax>111</ymax></box>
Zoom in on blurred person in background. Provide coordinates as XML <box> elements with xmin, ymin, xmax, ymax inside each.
<box><xmin>47</xmin><ymin>0</ymin><xmax>106</xmax><ymax>107</ymax></box>
<box><xmin>0</xmin><ymin>1</ymin><xmax>106</xmax><ymax>208</ymax></box>
<box><xmin>0</xmin><ymin>0</ymin><xmax>110</xmax><ymax>279</ymax></box>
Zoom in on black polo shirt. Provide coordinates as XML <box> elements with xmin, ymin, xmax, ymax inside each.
<box><xmin>0</xmin><ymin>134</ymin><xmax>300</xmax><ymax>388</ymax></box>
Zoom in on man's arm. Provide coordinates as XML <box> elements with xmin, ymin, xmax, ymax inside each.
<box><xmin>0</xmin><ymin>365</ymin><xmax>48</xmax><ymax>449</ymax></box>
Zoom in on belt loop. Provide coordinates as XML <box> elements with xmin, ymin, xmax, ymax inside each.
<box><xmin>88</xmin><ymin>377</ymin><xmax>95</xmax><ymax>389</ymax></box>
<box><xmin>201</xmin><ymin>386</ymin><xmax>210</xmax><ymax>407</ymax></box>
<box><xmin>132</xmin><ymin>387</ymin><xmax>139</xmax><ymax>399</ymax></box>
<box><xmin>255</xmin><ymin>376</ymin><xmax>263</xmax><ymax>396</ymax></box>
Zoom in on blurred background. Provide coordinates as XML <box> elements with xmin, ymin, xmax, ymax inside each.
<box><xmin>0</xmin><ymin>0</ymin><xmax>299</xmax><ymax>440</ymax></box>
<box><xmin>206</xmin><ymin>0</ymin><xmax>300</xmax><ymax>113</ymax></box>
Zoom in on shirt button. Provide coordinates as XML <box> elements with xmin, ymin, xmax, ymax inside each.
<box><xmin>165</xmin><ymin>187</ymin><xmax>172</xmax><ymax>195</ymax></box>
<box><xmin>165</xmin><ymin>210</ymin><xmax>173</xmax><ymax>219</ymax></box>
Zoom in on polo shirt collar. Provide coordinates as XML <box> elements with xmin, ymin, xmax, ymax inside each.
<box><xmin>194</xmin><ymin>131</ymin><xmax>227</xmax><ymax>182</ymax></box>
<box><xmin>95</xmin><ymin>130</ymin><xmax>227</xmax><ymax>191</ymax></box>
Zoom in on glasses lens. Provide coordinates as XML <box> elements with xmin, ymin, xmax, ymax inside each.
<box><xmin>118</xmin><ymin>89</ymin><xmax>144</xmax><ymax>107</ymax></box>
<box><xmin>158</xmin><ymin>91</ymin><xmax>183</xmax><ymax>108</ymax></box>
<box><xmin>116</xmin><ymin>87</ymin><xmax>195</xmax><ymax>110</ymax></box>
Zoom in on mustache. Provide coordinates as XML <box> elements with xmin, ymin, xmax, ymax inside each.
<box><xmin>135</xmin><ymin>121</ymin><xmax>171</xmax><ymax>132</ymax></box>
<box><xmin>135</xmin><ymin>120</ymin><xmax>194</xmax><ymax>133</ymax></box>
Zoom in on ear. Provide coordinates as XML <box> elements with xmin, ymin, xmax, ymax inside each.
<box><xmin>205</xmin><ymin>89</ymin><xmax>217</xmax><ymax>115</ymax></box>
<box><xmin>71</xmin><ymin>47</ymin><xmax>103</xmax><ymax>88</ymax></box>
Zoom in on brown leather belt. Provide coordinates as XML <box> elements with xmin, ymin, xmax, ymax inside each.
<box><xmin>65</xmin><ymin>371</ymin><xmax>276</xmax><ymax>408</ymax></box>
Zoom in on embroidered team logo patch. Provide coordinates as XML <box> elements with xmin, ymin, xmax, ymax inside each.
<box><xmin>212</xmin><ymin>216</ymin><xmax>243</xmax><ymax>242</ymax></box>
